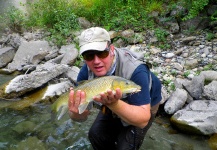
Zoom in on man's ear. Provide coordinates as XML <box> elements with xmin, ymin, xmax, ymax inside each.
<box><xmin>110</xmin><ymin>45</ymin><xmax>115</xmax><ymax>55</ymax></box>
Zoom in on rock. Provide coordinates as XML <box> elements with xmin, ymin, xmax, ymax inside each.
<box><xmin>42</xmin><ymin>79</ymin><xmax>73</xmax><ymax>100</ymax></box>
<box><xmin>0</xmin><ymin>47</ymin><xmax>16</xmax><ymax>68</ymax></box>
<box><xmin>13</xmin><ymin>121</ymin><xmax>37</xmax><ymax>134</ymax></box>
<box><xmin>2</xmin><ymin>62</ymin><xmax>69</xmax><ymax>98</ymax></box>
<box><xmin>182</xmin><ymin>75</ymin><xmax>204</xmax><ymax>99</ymax></box>
<box><xmin>65</xmin><ymin>66</ymin><xmax>80</xmax><ymax>82</ymax></box>
<box><xmin>77</xmin><ymin>17</ymin><xmax>91</xmax><ymax>29</ymax></box>
<box><xmin>16</xmin><ymin>136</ymin><xmax>46</xmax><ymax>150</ymax></box>
<box><xmin>203</xmin><ymin>81</ymin><xmax>217</xmax><ymax>101</ymax></box>
<box><xmin>164</xmin><ymin>88</ymin><xmax>188</xmax><ymax>114</ymax></box>
<box><xmin>60</xmin><ymin>44</ymin><xmax>78</xmax><ymax>66</ymax></box>
<box><xmin>7</xmin><ymin>40</ymin><xmax>52</xmax><ymax>71</ymax></box>
<box><xmin>171</xmin><ymin>100</ymin><xmax>217</xmax><ymax>135</ymax></box>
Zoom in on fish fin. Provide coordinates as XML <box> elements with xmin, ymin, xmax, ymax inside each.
<box><xmin>78</xmin><ymin>102</ymin><xmax>89</xmax><ymax>114</ymax></box>
<box><xmin>57</xmin><ymin>105</ymin><xmax>68</xmax><ymax>120</ymax></box>
<box><xmin>51</xmin><ymin>104</ymin><xmax>68</xmax><ymax>120</ymax></box>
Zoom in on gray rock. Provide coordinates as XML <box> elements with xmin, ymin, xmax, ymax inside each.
<box><xmin>171</xmin><ymin>100</ymin><xmax>217</xmax><ymax>135</ymax></box>
<box><xmin>164</xmin><ymin>88</ymin><xmax>188</xmax><ymax>114</ymax></box>
<box><xmin>0</xmin><ymin>47</ymin><xmax>16</xmax><ymax>68</ymax></box>
<box><xmin>183</xmin><ymin>76</ymin><xmax>204</xmax><ymax>99</ymax></box>
<box><xmin>3</xmin><ymin>62</ymin><xmax>69</xmax><ymax>98</ymax></box>
<box><xmin>203</xmin><ymin>81</ymin><xmax>217</xmax><ymax>100</ymax></box>
<box><xmin>7</xmin><ymin>40</ymin><xmax>52</xmax><ymax>71</ymax></box>
<box><xmin>60</xmin><ymin>44</ymin><xmax>78</xmax><ymax>66</ymax></box>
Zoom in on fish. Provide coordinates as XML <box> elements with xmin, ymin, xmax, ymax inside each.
<box><xmin>51</xmin><ymin>76</ymin><xmax>141</xmax><ymax>120</ymax></box>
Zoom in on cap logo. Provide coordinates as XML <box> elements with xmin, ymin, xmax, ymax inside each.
<box><xmin>83</xmin><ymin>29</ymin><xmax>94</xmax><ymax>41</ymax></box>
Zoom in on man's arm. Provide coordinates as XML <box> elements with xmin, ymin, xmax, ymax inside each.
<box><xmin>93</xmin><ymin>88</ymin><xmax>151</xmax><ymax>128</ymax></box>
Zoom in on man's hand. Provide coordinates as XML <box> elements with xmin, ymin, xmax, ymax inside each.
<box><xmin>93</xmin><ymin>88</ymin><xmax>122</xmax><ymax>107</ymax></box>
<box><xmin>68</xmin><ymin>88</ymin><xmax>89</xmax><ymax>121</ymax></box>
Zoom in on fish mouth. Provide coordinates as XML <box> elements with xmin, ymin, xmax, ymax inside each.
<box><xmin>124</xmin><ymin>88</ymin><xmax>141</xmax><ymax>94</ymax></box>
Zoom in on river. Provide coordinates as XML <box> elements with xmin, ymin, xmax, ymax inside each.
<box><xmin>0</xmin><ymin>74</ymin><xmax>212</xmax><ymax>149</ymax></box>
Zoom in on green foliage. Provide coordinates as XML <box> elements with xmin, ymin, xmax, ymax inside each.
<box><xmin>25</xmin><ymin>0</ymin><xmax>80</xmax><ymax>46</ymax></box>
<box><xmin>170</xmin><ymin>82</ymin><xmax>176</xmax><ymax>91</ymax></box>
<box><xmin>203</xmin><ymin>64</ymin><xmax>214</xmax><ymax>71</ymax></box>
<box><xmin>72</xmin><ymin>0</ymin><xmax>154</xmax><ymax>31</ymax></box>
<box><xmin>211</xmin><ymin>10</ymin><xmax>217</xmax><ymax>21</ymax></box>
<box><xmin>154</xmin><ymin>28</ymin><xmax>169</xmax><ymax>42</ymax></box>
<box><xmin>206</xmin><ymin>32</ymin><xmax>215</xmax><ymax>41</ymax></box>
<box><xmin>154</xmin><ymin>28</ymin><xmax>170</xmax><ymax>50</ymax></box>
<box><xmin>183</xmin><ymin>0</ymin><xmax>209</xmax><ymax>20</ymax></box>
<box><xmin>145</xmin><ymin>0</ymin><xmax>164</xmax><ymax>13</ymax></box>
<box><xmin>4</xmin><ymin>6</ymin><xmax>26</xmax><ymax>33</ymax></box>
<box><xmin>183</xmin><ymin>70</ymin><xmax>190</xmax><ymax>78</ymax></box>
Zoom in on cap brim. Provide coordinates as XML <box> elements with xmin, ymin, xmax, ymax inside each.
<box><xmin>80</xmin><ymin>41</ymin><xmax>107</xmax><ymax>55</ymax></box>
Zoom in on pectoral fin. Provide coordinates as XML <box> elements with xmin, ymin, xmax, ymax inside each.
<box><xmin>57</xmin><ymin>105</ymin><xmax>68</xmax><ymax>120</ymax></box>
<box><xmin>78</xmin><ymin>102</ymin><xmax>89</xmax><ymax>114</ymax></box>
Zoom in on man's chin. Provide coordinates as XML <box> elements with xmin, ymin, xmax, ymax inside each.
<box><xmin>94</xmin><ymin>71</ymin><xmax>107</xmax><ymax>77</ymax></box>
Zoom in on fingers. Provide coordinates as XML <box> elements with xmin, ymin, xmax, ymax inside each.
<box><xmin>68</xmin><ymin>89</ymin><xmax>75</xmax><ymax>111</ymax></box>
<box><xmin>68</xmin><ymin>89</ymin><xmax>86</xmax><ymax>113</ymax></box>
<box><xmin>115</xmin><ymin>88</ymin><xmax>122</xmax><ymax>99</ymax></box>
<box><xmin>74</xmin><ymin>90</ymin><xmax>81</xmax><ymax>108</ymax></box>
<box><xmin>93</xmin><ymin>88</ymin><xmax>122</xmax><ymax>106</ymax></box>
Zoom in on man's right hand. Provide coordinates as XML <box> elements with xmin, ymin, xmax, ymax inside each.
<box><xmin>68</xmin><ymin>88</ymin><xmax>89</xmax><ymax>122</ymax></box>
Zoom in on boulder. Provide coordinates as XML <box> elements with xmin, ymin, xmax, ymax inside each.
<box><xmin>7</xmin><ymin>40</ymin><xmax>52</xmax><ymax>71</ymax></box>
<box><xmin>0</xmin><ymin>47</ymin><xmax>16</xmax><ymax>68</ymax></box>
<box><xmin>1</xmin><ymin>62</ymin><xmax>69</xmax><ymax>98</ymax></box>
<box><xmin>171</xmin><ymin>100</ymin><xmax>217</xmax><ymax>135</ymax></box>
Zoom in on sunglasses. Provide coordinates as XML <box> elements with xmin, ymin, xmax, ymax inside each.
<box><xmin>82</xmin><ymin>47</ymin><xmax>110</xmax><ymax>61</ymax></box>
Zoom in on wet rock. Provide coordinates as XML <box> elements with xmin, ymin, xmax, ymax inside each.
<box><xmin>13</xmin><ymin>121</ymin><xmax>36</xmax><ymax>134</ymax></box>
<box><xmin>15</xmin><ymin>136</ymin><xmax>46</xmax><ymax>150</ymax></box>
<box><xmin>42</xmin><ymin>79</ymin><xmax>73</xmax><ymax>100</ymax></box>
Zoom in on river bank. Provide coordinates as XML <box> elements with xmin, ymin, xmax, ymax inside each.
<box><xmin>0</xmin><ymin>80</ymin><xmax>211</xmax><ymax>150</ymax></box>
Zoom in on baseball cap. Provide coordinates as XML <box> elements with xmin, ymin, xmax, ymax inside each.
<box><xmin>79</xmin><ymin>27</ymin><xmax>111</xmax><ymax>55</ymax></box>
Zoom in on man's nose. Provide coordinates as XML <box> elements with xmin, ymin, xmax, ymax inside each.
<box><xmin>93</xmin><ymin>55</ymin><xmax>101</xmax><ymax>63</ymax></box>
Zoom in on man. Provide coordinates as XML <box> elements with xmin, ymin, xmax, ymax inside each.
<box><xmin>68</xmin><ymin>27</ymin><xmax>162</xmax><ymax>150</ymax></box>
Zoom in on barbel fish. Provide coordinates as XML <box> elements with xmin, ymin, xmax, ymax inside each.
<box><xmin>51</xmin><ymin>76</ymin><xmax>141</xmax><ymax>120</ymax></box>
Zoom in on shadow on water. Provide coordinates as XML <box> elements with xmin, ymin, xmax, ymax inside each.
<box><xmin>0</xmin><ymin>74</ymin><xmax>213</xmax><ymax>149</ymax></box>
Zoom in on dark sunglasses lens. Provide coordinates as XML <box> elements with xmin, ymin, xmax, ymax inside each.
<box><xmin>82</xmin><ymin>53</ymin><xmax>95</xmax><ymax>61</ymax></box>
<box><xmin>97</xmin><ymin>51</ymin><xmax>109</xmax><ymax>58</ymax></box>
<box><xmin>82</xmin><ymin>50</ymin><xmax>109</xmax><ymax>61</ymax></box>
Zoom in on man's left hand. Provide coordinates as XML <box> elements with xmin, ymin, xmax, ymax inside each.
<box><xmin>93</xmin><ymin>88</ymin><xmax>122</xmax><ymax>107</ymax></box>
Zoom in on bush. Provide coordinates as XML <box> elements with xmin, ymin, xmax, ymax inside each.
<box><xmin>183</xmin><ymin>0</ymin><xmax>209</xmax><ymax>20</ymax></box>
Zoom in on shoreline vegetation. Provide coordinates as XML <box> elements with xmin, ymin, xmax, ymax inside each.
<box><xmin>0</xmin><ymin>0</ymin><xmax>216</xmax><ymax>48</ymax></box>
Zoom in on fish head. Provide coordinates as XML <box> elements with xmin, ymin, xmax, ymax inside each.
<box><xmin>111</xmin><ymin>78</ymin><xmax>141</xmax><ymax>94</ymax></box>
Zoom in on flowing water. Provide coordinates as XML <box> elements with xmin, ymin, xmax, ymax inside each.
<box><xmin>0</xmin><ymin>74</ymin><xmax>212</xmax><ymax>150</ymax></box>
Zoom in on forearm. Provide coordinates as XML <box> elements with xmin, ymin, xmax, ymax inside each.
<box><xmin>107</xmin><ymin>100</ymin><xmax>151</xmax><ymax>128</ymax></box>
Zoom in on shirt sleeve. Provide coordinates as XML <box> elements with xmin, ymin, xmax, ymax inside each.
<box><xmin>77</xmin><ymin>64</ymin><xmax>88</xmax><ymax>82</ymax></box>
<box><xmin>127</xmin><ymin>65</ymin><xmax>151</xmax><ymax>105</ymax></box>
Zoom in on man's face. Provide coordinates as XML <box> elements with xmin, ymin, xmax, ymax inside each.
<box><xmin>84</xmin><ymin>45</ymin><xmax>114</xmax><ymax>77</ymax></box>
